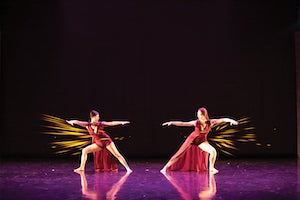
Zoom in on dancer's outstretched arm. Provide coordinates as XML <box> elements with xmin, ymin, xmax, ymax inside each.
<box><xmin>67</xmin><ymin>120</ymin><xmax>89</xmax><ymax>127</ymax></box>
<box><xmin>210</xmin><ymin>118</ymin><xmax>238</xmax><ymax>126</ymax></box>
<box><xmin>102</xmin><ymin>121</ymin><xmax>130</xmax><ymax>127</ymax></box>
<box><xmin>162</xmin><ymin>120</ymin><xmax>196</xmax><ymax>127</ymax></box>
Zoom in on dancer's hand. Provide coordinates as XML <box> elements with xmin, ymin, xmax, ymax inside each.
<box><xmin>66</xmin><ymin>120</ymin><xmax>75</xmax><ymax>126</ymax></box>
<box><xmin>122</xmin><ymin>121</ymin><xmax>130</xmax><ymax>125</ymax></box>
<box><xmin>229</xmin><ymin>119</ymin><xmax>238</xmax><ymax>126</ymax></box>
<box><xmin>162</xmin><ymin>122</ymin><xmax>172</xmax><ymax>126</ymax></box>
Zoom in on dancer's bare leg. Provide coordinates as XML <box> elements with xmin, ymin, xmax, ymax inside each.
<box><xmin>199</xmin><ymin>142</ymin><xmax>218</xmax><ymax>174</ymax></box>
<box><xmin>160</xmin><ymin>138</ymin><xmax>192</xmax><ymax>173</ymax></box>
<box><xmin>106</xmin><ymin>142</ymin><xmax>132</xmax><ymax>173</ymax></box>
<box><xmin>74</xmin><ymin>144</ymin><xmax>101</xmax><ymax>172</ymax></box>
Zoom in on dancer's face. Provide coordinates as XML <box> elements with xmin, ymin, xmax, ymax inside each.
<box><xmin>91</xmin><ymin>114</ymin><xmax>100</xmax><ymax>122</ymax></box>
<box><xmin>197</xmin><ymin>110</ymin><xmax>206</xmax><ymax>122</ymax></box>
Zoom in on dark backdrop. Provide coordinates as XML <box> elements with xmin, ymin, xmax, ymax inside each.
<box><xmin>1</xmin><ymin>0</ymin><xmax>297</xmax><ymax>159</ymax></box>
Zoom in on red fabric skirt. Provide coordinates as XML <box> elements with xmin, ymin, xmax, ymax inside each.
<box><xmin>168</xmin><ymin>145</ymin><xmax>209</xmax><ymax>172</ymax></box>
<box><xmin>93</xmin><ymin>148</ymin><xmax>118</xmax><ymax>172</ymax></box>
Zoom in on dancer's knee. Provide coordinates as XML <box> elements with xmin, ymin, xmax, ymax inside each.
<box><xmin>82</xmin><ymin>147</ymin><xmax>89</xmax><ymax>154</ymax></box>
<box><xmin>210</xmin><ymin>148</ymin><xmax>217</xmax><ymax>158</ymax></box>
<box><xmin>212</xmin><ymin>148</ymin><xmax>217</xmax><ymax>155</ymax></box>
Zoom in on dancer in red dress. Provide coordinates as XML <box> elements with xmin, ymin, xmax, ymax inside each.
<box><xmin>161</xmin><ymin>107</ymin><xmax>238</xmax><ymax>174</ymax></box>
<box><xmin>67</xmin><ymin>110</ymin><xmax>132</xmax><ymax>173</ymax></box>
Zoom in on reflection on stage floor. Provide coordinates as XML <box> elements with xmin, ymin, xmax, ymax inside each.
<box><xmin>0</xmin><ymin>159</ymin><xmax>299</xmax><ymax>199</ymax></box>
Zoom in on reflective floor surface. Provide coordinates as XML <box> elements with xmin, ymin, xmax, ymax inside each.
<box><xmin>1</xmin><ymin>158</ymin><xmax>299</xmax><ymax>199</ymax></box>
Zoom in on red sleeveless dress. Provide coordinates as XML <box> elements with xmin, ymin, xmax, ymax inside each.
<box><xmin>86</xmin><ymin>122</ymin><xmax>118</xmax><ymax>172</ymax></box>
<box><xmin>168</xmin><ymin>120</ymin><xmax>210</xmax><ymax>172</ymax></box>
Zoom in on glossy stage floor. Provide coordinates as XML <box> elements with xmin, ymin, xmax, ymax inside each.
<box><xmin>1</xmin><ymin>158</ymin><xmax>299</xmax><ymax>200</ymax></box>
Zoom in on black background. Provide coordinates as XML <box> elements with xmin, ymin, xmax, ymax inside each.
<box><xmin>2</xmin><ymin>0</ymin><xmax>297</xmax><ymax>159</ymax></box>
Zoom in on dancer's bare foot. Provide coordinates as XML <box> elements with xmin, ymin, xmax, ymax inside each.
<box><xmin>160</xmin><ymin>167</ymin><xmax>167</xmax><ymax>173</ymax></box>
<box><xmin>74</xmin><ymin>168</ymin><xmax>84</xmax><ymax>173</ymax></box>
<box><xmin>210</xmin><ymin>168</ymin><xmax>219</xmax><ymax>174</ymax></box>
